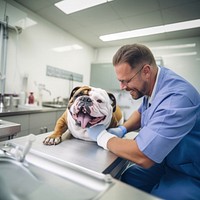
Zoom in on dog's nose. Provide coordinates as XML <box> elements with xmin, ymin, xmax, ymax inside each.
<box><xmin>79</xmin><ymin>96</ymin><xmax>92</xmax><ymax>106</ymax></box>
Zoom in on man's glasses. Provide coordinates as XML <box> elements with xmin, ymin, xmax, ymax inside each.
<box><xmin>119</xmin><ymin>65</ymin><xmax>145</xmax><ymax>86</ymax></box>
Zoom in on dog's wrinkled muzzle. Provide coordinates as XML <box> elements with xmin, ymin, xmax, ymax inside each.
<box><xmin>71</xmin><ymin>96</ymin><xmax>106</xmax><ymax>129</ymax></box>
<box><xmin>77</xmin><ymin>96</ymin><xmax>93</xmax><ymax>114</ymax></box>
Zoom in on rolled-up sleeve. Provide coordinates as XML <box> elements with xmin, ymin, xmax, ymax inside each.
<box><xmin>136</xmin><ymin>93</ymin><xmax>198</xmax><ymax>163</ymax></box>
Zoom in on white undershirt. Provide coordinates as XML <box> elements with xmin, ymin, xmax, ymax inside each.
<box><xmin>147</xmin><ymin>66</ymin><xmax>161</xmax><ymax>106</ymax></box>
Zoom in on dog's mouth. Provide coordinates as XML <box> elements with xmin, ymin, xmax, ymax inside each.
<box><xmin>72</xmin><ymin>111</ymin><xmax>106</xmax><ymax>129</ymax></box>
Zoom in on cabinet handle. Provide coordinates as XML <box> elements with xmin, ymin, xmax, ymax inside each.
<box><xmin>40</xmin><ymin>127</ymin><xmax>48</xmax><ymax>134</ymax></box>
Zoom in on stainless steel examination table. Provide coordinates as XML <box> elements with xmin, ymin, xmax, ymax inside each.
<box><xmin>9</xmin><ymin>132</ymin><xmax>128</xmax><ymax>177</ymax></box>
<box><xmin>0</xmin><ymin>132</ymin><xmax>161</xmax><ymax>200</ymax></box>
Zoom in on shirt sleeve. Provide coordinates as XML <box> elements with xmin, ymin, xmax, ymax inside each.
<box><xmin>136</xmin><ymin>93</ymin><xmax>198</xmax><ymax>163</ymax></box>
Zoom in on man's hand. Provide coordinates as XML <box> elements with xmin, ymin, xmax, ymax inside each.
<box><xmin>87</xmin><ymin>124</ymin><xmax>116</xmax><ymax>150</ymax></box>
<box><xmin>86</xmin><ymin>124</ymin><xmax>106</xmax><ymax>141</ymax></box>
<box><xmin>107</xmin><ymin>126</ymin><xmax>127</xmax><ymax>138</ymax></box>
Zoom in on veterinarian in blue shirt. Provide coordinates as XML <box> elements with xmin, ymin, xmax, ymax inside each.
<box><xmin>87</xmin><ymin>44</ymin><xmax>200</xmax><ymax>200</ymax></box>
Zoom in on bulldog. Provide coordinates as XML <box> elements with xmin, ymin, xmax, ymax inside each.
<box><xmin>43</xmin><ymin>86</ymin><xmax>123</xmax><ymax>145</ymax></box>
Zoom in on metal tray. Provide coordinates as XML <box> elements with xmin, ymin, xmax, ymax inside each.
<box><xmin>0</xmin><ymin>149</ymin><xmax>113</xmax><ymax>200</ymax></box>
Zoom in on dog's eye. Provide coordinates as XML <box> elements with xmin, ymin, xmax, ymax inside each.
<box><xmin>97</xmin><ymin>99</ymin><xmax>103</xmax><ymax>103</ymax></box>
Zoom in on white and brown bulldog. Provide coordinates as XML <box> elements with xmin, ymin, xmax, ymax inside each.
<box><xmin>43</xmin><ymin>86</ymin><xmax>123</xmax><ymax>145</ymax></box>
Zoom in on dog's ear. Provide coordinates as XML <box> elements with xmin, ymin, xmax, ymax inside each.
<box><xmin>69</xmin><ymin>86</ymin><xmax>81</xmax><ymax>99</ymax></box>
<box><xmin>108</xmin><ymin>92</ymin><xmax>116</xmax><ymax>112</ymax></box>
<box><xmin>68</xmin><ymin>86</ymin><xmax>81</xmax><ymax>109</ymax></box>
<box><xmin>68</xmin><ymin>86</ymin><xmax>91</xmax><ymax>108</ymax></box>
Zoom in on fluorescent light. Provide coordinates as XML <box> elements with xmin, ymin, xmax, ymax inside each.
<box><xmin>100</xmin><ymin>19</ymin><xmax>200</xmax><ymax>41</ymax></box>
<box><xmin>55</xmin><ymin>0</ymin><xmax>113</xmax><ymax>14</ymax></box>
<box><xmin>150</xmin><ymin>43</ymin><xmax>196</xmax><ymax>50</ymax></box>
<box><xmin>52</xmin><ymin>44</ymin><xmax>83</xmax><ymax>52</ymax></box>
<box><xmin>161</xmin><ymin>52</ymin><xmax>197</xmax><ymax>58</ymax></box>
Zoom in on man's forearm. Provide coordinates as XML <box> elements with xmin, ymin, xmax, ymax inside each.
<box><xmin>123</xmin><ymin>110</ymin><xmax>141</xmax><ymax>132</ymax></box>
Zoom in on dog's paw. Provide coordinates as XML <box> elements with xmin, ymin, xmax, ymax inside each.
<box><xmin>43</xmin><ymin>136</ymin><xmax>62</xmax><ymax>145</ymax></box>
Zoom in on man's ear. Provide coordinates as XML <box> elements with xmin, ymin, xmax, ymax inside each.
<box><xmin>108</xmin><ymin>92</ymin><xmax>116</xmax><ymax>112</ymax></box>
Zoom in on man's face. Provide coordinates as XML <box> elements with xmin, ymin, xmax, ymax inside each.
<box><xmin>114</xmin><ymin>62</ymin><xmax>149</xmax><ymax>100</ymax></box>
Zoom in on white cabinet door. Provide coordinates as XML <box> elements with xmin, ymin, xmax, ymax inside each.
<box><xmin>29</xmin><ymin>112</ymin><xmax>57</xmax><ymax>135</ymax></box>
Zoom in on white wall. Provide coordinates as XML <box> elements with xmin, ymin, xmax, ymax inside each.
<box><xmin>94</xmin><ymin>37</ymin><xmax>200</xmax><ymax>119</ymax></box>
<box><xmin>1</xmin><ymin>0</ymin><xmax>94</xmax><ymax>102</ymax></box>
<box><xmin>95</xmin><ymin>37</ymin><xmax>200</xmax><ymax>92</ymax></box>
<box><xmin>1</xmin><ymin>0</ymin><xmax>199</xmax><ymax>115</ymax></box>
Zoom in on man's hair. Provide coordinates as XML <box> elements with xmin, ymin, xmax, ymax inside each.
<box><xmin>112</xmin><ymin>44</ymin><xmax>156</xmax><ymax>69</ymax></box>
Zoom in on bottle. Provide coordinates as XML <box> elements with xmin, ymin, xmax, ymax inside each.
<box><xmin>19</xmin><ymin>91</ymin><xmax>26</xmax><ymax>105</ymax></box>
<box><xmin>28</xmin><ymin>92</ymin><xmax>34</xmax><ymax>104</ymax></box>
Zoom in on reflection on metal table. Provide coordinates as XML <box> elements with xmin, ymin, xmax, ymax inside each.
<box><xmin>0</xmin><ymin>132</ymin><xmax>161</xmax><ymax>200</ymax></box>
<box><xmin>8</xmin><ymin>132</ymin><xmax>128</xmax><ymax>178</ymax></box>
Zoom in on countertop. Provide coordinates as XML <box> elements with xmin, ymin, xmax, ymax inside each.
<box><xmin>0</xmin><ymin>105</ymin><xmax>66</xmax><ymax>117</ymax></box>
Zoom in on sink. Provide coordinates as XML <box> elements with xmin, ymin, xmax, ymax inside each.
<box><xmin>0</xmin><ymin>120</ymin><xmax>21</xmax><ymax>139</ymax></box>
<box><xmin>18</xmin><ymin>104</ymin><xmax>43</xmax><ymax>110</ymax></box>
<box><xmin>42</xmin><ymin>102</ymin><xmax>67</xmax><ymax>108</ymax></box>
<box><xmin>0</xmin><ymin>144</ymin><xmax>113</xmax><ymax>200</ymax></box>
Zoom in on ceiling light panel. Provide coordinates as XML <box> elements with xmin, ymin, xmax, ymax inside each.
<box><xmin>55</xmin><ymin>0</ymin><xmax>113</xmax><ymax>14</ymax></box>
<box><xmin>100</xmin><ymin>19</ymin><xmax>200</xmax><ymax>42</ymax></box>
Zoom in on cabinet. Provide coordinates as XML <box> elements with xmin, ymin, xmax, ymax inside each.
<box><xmin>56</xmin><ymin>110</ymin><xmax>65</xmax><ymax>119</ymax></box>
<box><xmin>90</xmin><ymin>63</ymin><xmax>120</xmax><ymax>90</ymax></box>
<box><xmin>29</xmin><ymin>112</ymin><xmax>57</xmax><ymax>135</ymax></box>
<box><xmin>0</xmin><ymin>115</ymin><xmax>29</xmax><ymax>137</ymax></box>
<box><xmin>0</xmin><ymin>109</ymin><xmax>66</xmax><ymax>139</ymax></box>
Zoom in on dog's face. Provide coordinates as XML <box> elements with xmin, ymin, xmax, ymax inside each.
<box><xmin>68</xmin><ymin>86</ymin><xmax>116</xmax><ymax>129</ymax></box>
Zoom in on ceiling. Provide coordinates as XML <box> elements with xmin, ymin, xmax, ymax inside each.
<box><xmin>13</xmin><ymin>0</ymin><xmax>200</xmax><ymax>48</ymax></box>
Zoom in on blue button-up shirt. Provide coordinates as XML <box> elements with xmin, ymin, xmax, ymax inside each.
<box><xmin>136</xmin><ymin>66</ymin><xmax>200</xmax><ymax>179</ymax></box>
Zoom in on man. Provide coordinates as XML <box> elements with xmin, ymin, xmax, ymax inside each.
<box><xmin>87</xmin><ymin>44</ymin><xmax>200</xmax><ymax>199</ymax></box>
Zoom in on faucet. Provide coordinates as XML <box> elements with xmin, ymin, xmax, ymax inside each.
<box><xmin>38</xmin><ymin>83</ymin><xmax>51</xmax><ymax>95</ymax></box>
<box><xmin>36</xmin><ymin>83</ymin><xmax>51</xmax><ymax>106</ymax></box>
<box><xmin>20</xmin><ymin>134</ymin><xmax>36</xmax><ymax>162</ymax></box>
<box><xmin>56</xmin><ymin>96</ymin><xmax>61</xmax><ymax>104</ymax></box>
<box><xmin>0</xmin><ymin>134</ymin><xmax>36</xmax><ymax>162</ymax></box>
<box><xmin>53</xmin><ymin>96</ymin><xmax>62</xmax><ymax>104</ymax></box>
